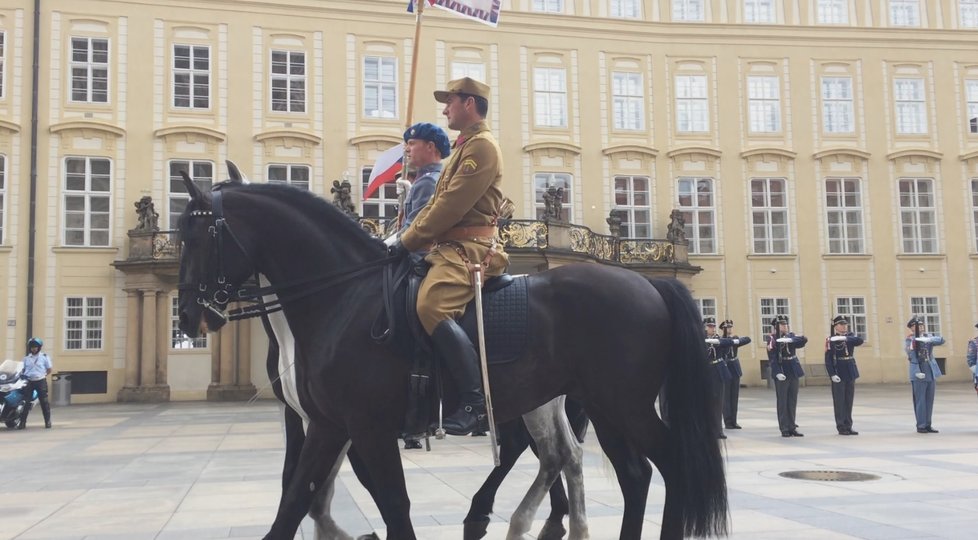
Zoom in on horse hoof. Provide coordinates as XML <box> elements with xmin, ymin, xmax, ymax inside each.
<box><xmin>463</xmin><ymin>517</ymin><xmax>490</xmax><ymax>540</ymax></box>
<box><xmin>356</xmin><ymin>534</ymin><xmax>380</xmax><ymax>540</ymax></box>
<box><xmin>537</xmin><ymin>520</ymin><xmax>567</xmax><ymax>540</ymax></box>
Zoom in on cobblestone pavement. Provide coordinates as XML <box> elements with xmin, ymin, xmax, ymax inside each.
<box><xmin>3</xmin><ymin>383</ymin><xmax>978</xmax><ymax>539</ymax></box>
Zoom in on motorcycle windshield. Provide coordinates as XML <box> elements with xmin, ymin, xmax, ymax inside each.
<box><xmin>0</xmin><ymin>359</ymin><xmax>22</xmax><ymax>383</ymax></box>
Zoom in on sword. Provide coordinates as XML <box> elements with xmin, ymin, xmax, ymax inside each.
<box><xmin>469</xmin><ymin>262</ymin><xmax>500</xmax><ymax>467</ymax></box>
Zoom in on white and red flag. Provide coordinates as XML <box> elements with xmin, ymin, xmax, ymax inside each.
<box><xmin>408</xmin><ymin>0</ymin><xmax>501</xmax><ymax>27</ymax></box>
<box><xmin>363</xmin><ymin>143</ymin><xmax>404</xmax><ymax>199</ymax></box>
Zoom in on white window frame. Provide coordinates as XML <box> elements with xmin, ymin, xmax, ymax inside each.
<box><xmin>673</xmin><ymin>0</ymin><xmax>705</xmax><ymax>21</ymax></box>
<box><xmin>611</xmin><ymin>71</ymin><xmax>645</xmax><ymax>131</ymax></box>
<box><xmin>451</xmin><ymin>61</ymin><xmax>486</xmax><ymax>82</ymax></box>
<box><xmin>816</xmin><ymin>0</ymin><xmax>849</xmax><ymax>24</ymax></box>
<box><xmin>821</xmin><ymin>76</ymin><xmax>854</xmax><ymax>133</ymax></box>
<box><xmin>963</xmin><ymin>0</ymin><xmax>978</xmax><ymax>28</ymax></box>
<box><xmin>825</xmin><ymin>177</ymin><xmax>865</xmax><ymax>254</ymax></box>
<box><xmin>748</xmin><ymin>76</ymin><xmax>781</xmax><ymax>133</ymax></box>
<box><xmin>64</xmin><ymin>296</ymin><xmax>104</xmax><ymax>351</ymax></box>
<box><xmin>168</xmin><ymin>160</ymin><xmax>214</xmax><ymax>228</ymax></box>
<box><xmin>677</xmin><ymin>177</ymin><xmax>716</xmax><ymax>254</ymax></box>
<box><xmin>966</xmin><ymin>79</ymin><xmax>978</xmax><ymax>134</ymax></box>
<box><xmin>63</xmin><ymin>157</ymin><xmax>111</xmax><ymax>247</ymax></box>
<box><xmin>744</xmin><ymin>0</ymin><xmax>775</xmax><ymax>23</ymax></box>
<box><xmin>675</xmin><ymin>74</ymin><xmax>709</xmax><ymax>132</ymax></box>
<box><xmin>971</xmin><ymin>179</ymin><xmax>978</xmax><ymax>252</ymax></box>
<box><xmin>695</xmin><ymin>298</ymin><xmax>717</xmax><ymax>320</ymax></box>
<box><xmin>613</xmin><ymin>175</ymin><xmax>652</xmax><ymax>238</ymax></box>
<box><xmin>610</xmin><ymin>0</ymin><xmax>641</xmax><ymax>18</ymax></box>
<box><xmin>534</xmin><ymin>173</ymin><xmax>573</xmax><ymax>221</ymax></box>
<box><xmin>0</xmin><ymin>30</ymin><xmax>6</xmax><ymax>99</ymax></box>
<box><xmin>750</xmin><ymin>177</ymin><xmax>789</xmax><ymax>254</ymax></box>
<box><xmin>899</xmin><ymin>177</ymin><xmax>938</xmax><ymax>254</ymax></box>
<box><xmin>759</xmin><ymin>297</ymin><xmax>790</xmax><ymax>336</ymax></box>
<box><xmin>363</xmin><ymin>56</ymin><xmax>397</xmax><ymax>119</ymax></box>
<box><xmin>267</xmin><ymin>164</ymin><xmax>310</xmax><ymax>190</ymax></box>
<box><xmin>70</xmin><ymin>36</ymin><xmax>109</xmax><ymax>104</ymax></box>
<box><xmin>890</xmin><ymin>0</ymin><xmax>921</xmax><ymax>27</ymax></box>
<box><xmin>894</xmin><ymin>78</ymin><xmax>927</xmax><ymax>134</ymax></box>
<box><xmin>534</xmin><ymin>67</ymin><xmax>568</xmax><ymax>128</ymax></box>
<box><xmin>532</xmin><ymin>0</ymin><xmax>564</xmax><ymax>12</ymax></box>
<box><xmin>909</xmin><ymin>296</ymin><xmax>941</xmax><ymax>336</ymax></box>
<box><xmin>173</xmin><ymin>44</ymin><xmax>210</xmax><ymax>109</ymax></box>
<box><xmin>835</xmin><ymin>297</ymin><xmax>868</xmax><ymax>340</ymax></box>
<box><xmin>360</xmin><ymin>166</ymin><xmax>400</xmax><ymax>220</ymax></box>
<box><xmin>270</xmin><ymin>50</ymin><xmax>306</xmax><ymax>113</ymax></box>
<box><xmin>171</xmin><ymin>296</ymin><xmax>207</xmax><ymax>349</ymax></box>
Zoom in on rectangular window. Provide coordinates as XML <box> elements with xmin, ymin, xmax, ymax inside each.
<box><xmin>0</xmin><ymin>154</ymin><xmax>5</xmax><ymax>244</ymax></box>
<box><xmin>821</xmin><ymin>76</ymin><xmax>854</xmax><ymax>133</ymax></box>
<box><xmin>173</xmin><ymin>44</ymin><xmax>210</xmax><ymax>109</ymax></box>
<box><xmin>268</xmin><ymin>164</ymin><xmax>310</xmax><ymax>190</ymax></box>
<box><xmin>534</xmin><ymin>67</ymin><xmax>568</xmax><ymax>128</ymax></box>
<box><xmin>894</xmin><ymin>78</ymin><xmax>927</xmax><ymax>134</ymax></box>
<box><xmin>759</xmin><ymin>297</ymin><xmax>790</xmax><ymax>336</ymax></box>
<box><xmin>451</xmin><ymin>61</ymin><xmax>486</xmax><ymax>82</ymax></box>
<box><xmin>675</xmin><ymin>75</ymin><xmax>709</xmax><ymax>132</ymax></box>
<box><xmin>532</xmin><ymin>0</ymin><xmax>564</xmax><ymax>12</ymax></box>
<box><xmin>673</xmin><ymin>0</ymin><xmax>705</xmax><ymax>21</ymax></box>
<box><xmin>825</xmin><ymin>177</ymin><xmax>864</xmax><ymax>254</ymax></box>
<box><xmin>614</xmin><ymin>175</ymin><xmax>652</xmax><ymax>238</ymax></box>
<box><xmin>363</xmin><ymin>56</ymin><xmax>397</xmax><ymax>119</ymax></box>
<box><xmin>677</xmin><ymin>177</ymin><xmax>715</xmax><ymax>254</ymax></box>
<box><xmin>695</xmin><ymin>298</ymin><xmax>717</xmax><ymax>320</ymax></box>
<box><xmin>909</xmin><ymin>296</ymin><xmax>941</xmax><ymax>335</ymax></box>
<box><xmin>65</xmin><ymin>296</ymin><xmax>103</xmax><ymax>350</ymax></box>
<box><xmin>612</xmin><ymin>71</ymin><xmax>644</xmax><ymax>131</ymax></box>
<box><xmin>963</xmin><ymin>0</ymin><xmax>978</xmax><ymax>28</ymax></box>
<box><xmin>610</xmin><ymin>0</ymin><xmax>641</xmax><ymax>18</ymax></box>
<box><xmin>899</xmin><ymin>178</ymin><xmax>938</xmax><ymax>254</ymax></box>
<box><xmin>534</xmin><ymin>173</ymin><xmax>572</xmax><ymax>221</ymax></box>
<box><xmin>70</xmin><ymin>37</ymin><xmax>109</xmax><ymax>103</ymax></box>
<box><xmin>361</xmin><ymin>167</ymin><xmax>400</xmax><ymax>220</ymax></box>
<box><xmin>0</xmin><ymin>31</ymin><xmax>5</xmax><ymax>98</ymax></box>
<box><xmin>64</xmin><ymin>157</ymin><xmax>111</xmax><ymax>246</ymax></box>
<box><xmin>817</xmin><ymin>0</ymin><xmax>849</xmax><ymax>24</ymax></box>
<box><xmin>890</xmin><ymin>0</ymin><xmax>921</xmax><ymax>26</ymax></box>
<box><xmin>171</xmin><ymin>296</ymin><xmax>207</xmax><ymax>349</ymax></box>
<box><xmin>744</xmin><ymin>0</ymin><xmax>775</xmax><ymax>23</ymax></box>
<box><xmin>168</xmin><ymin>160</ymin><xmax>213</xmax><ymax>228</ymax></box>
<box><xmin>748</xmin><ymin>76</ymin><xmax>781</xmax><ymax>133</ymax></box>
<box><xmin>835</xmin><ymin>297</ymin><xmax>868</xmax><ymax>340</ymax></box>
<box><xmin>966</xmin><ymin>79</ymin><xmax>978</xmax><ymax>134</ymax></box>
<box><xmin>750</xmin><ymin>178</ymin><xmax>789</xmax><ymax>254</ymax></box>
<box><xmin>270</xmin><ymin>50</ymin><xmax>305</xmax><ymax>113</ymax></box>
<box><xmin>972</xmin><ymin>179</ymin><xmax>978</xmax><ymax>251</ymax></box>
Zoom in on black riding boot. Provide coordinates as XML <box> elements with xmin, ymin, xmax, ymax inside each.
<box><xmin>431</xmin><ymin>319</ymin><xmax>487</xmax><ymax>436</ymax></box>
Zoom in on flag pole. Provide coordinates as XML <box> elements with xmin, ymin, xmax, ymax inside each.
<box><xmin>394</xmin><ymin>0</ymin><xmax>426</xmax><ymax>232</ymax></box>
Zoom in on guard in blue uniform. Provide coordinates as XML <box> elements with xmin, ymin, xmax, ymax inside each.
<box><xmin>824</xmin><ymin>315</ymin><xmax>865</xmax><ymax>435</ymax></box>
<box><xmin>704</xmin><ymin>317</ymin><xmax>731</xmax><ymax>439</ymax></box>
<box><xmin>967</xmin><ymin>323</ymin><xmax>978</xmax><ymax>398</ymax></box>
<box><xmin>767</xmin><ymin>315</ymin><xmax>807</xmax><ymax>437</ymax></box>
<box><xmin>905</xmin><ymin>316</ymin><xmax>945</xmax><ymax>433</ymax></box>
<box><xmin>718</xmin><ymin>319</ymin><xmax>750</xmax><ymax>429</ymax></box>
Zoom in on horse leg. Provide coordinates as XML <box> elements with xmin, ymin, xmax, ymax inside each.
<box><xmin>536</xmin><ymin>398</ymin><xmax>589</xmax><ymax>540</ymax></box>
<box><xmin>463</xmin><ymin>419</ymin><xmax>530</xmax><ymax>540</ymax></box>
<box><xmin>347</xmin><ymin>432</ymin><xmax>416</xmax><ymax>540</ymax></box>
<box><xmin>588</xmin><ymin>413</ymin><xmax>653</xmax><ymax>540</ymax></box>
<box><xmin>307</xmin><ymin>447</ymin><xmax>356</xmax><ymax>540</ymax></box>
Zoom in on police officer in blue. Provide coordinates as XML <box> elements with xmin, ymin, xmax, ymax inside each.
<box><xmin>717</xmin><ymin>319</ymin><xmax>750</xmax><ymax>430</ymax></box>
<box><xmin>767</xmin><ymin>315</ymin><xmax>807</xmax><ymax>437</ymax></box>
<box><xmin>19</xmin><ymin>337</ymin><xmax>53</xmax><ymax>429</ymax></box>
<box><xmin>825</xmin><ymin>315</ymin><xmax>864</xmax><ymax>435</ymax></box>
<box><xmin>704</xmin><ymin>317</ymin><xmax>731</xmax><ymax>439</ymax></box>
<box><xmin>399</xmin><ymin>122</ymin><xmax>451</xmax><ymax>231</ymax></box>
<box><xmin>905</xmin><ymin>316</ymin><xmax>945</xmax><ymax>433</ymax></box>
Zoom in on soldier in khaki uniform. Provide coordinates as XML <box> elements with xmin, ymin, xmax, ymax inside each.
<box><xmin>391</xmin><ymin>77</ymin><xmax>509</xmax><ymax>435</ymax></box>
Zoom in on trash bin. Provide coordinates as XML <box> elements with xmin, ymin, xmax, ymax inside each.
<box><xmin>52</xmin><ymin>373</ymin><xmax>71</xmax><ymax>406</ymax></box>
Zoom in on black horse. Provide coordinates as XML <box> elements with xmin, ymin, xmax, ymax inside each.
<box><xmin>177</xmin><ymin>178</ymin><xmax>728</xmax><ymax>539</ymax></box>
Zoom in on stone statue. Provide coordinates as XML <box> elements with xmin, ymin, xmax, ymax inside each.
<box><xmin>666</xmin><ymin>209</ymin><xmax>687</xmax><ymax>244</ymax></box>
<box><xmin>330</xmin><ymin>179</ymin><xmax>358</xmax><ymax>219</ymax></box>
<box><xmin>606</xmin><ymin>209</ymin><xmax>625</xmax><ymax>238</ymax></box>
<box><xmin>133</xmin><ymin>196</ymin><xmax>159</xmax><ymax>232</ymax></box>
<box><xmin>542</xmin><ymin>185</ymin><xmax>564</xmax><ymax>221</ymax></box>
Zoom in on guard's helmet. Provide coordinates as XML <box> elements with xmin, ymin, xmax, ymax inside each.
<box><xmin>27</xmin><ymin>337</ymin><xmax>43</xmax><ymax>349</ymax></box>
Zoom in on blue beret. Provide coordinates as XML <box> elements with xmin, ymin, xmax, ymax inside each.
<box><xmin>404</xmin><ymin>122</ymin><xmax>451</xmax><ymax>159</ymax></box>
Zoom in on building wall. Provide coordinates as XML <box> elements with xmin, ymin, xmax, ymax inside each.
<box><xmin>1</xmin><ymin>0</ymin><xmax>977</xmax><ymax>401</ymax></box>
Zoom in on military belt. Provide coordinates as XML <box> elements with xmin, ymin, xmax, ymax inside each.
<box><xmin>438</xmin><ymin>226</ymin><xmax>498</xmax><ymax>242</ymax></box>
<box><xmin>835</xmin><ymin>356</ymin><xmax>855</xmax><ymax>361</ymax></box>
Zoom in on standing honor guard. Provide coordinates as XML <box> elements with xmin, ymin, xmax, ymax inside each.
<box><xmin>905</xmin><ymin>316</ymin><xmax>945</xmax><ymax>433</ymax></box>
<box><xmin>718</xmin><ymin>319</ymin><xmax>750</xmax><ymax>430</ymax></box>
<box><xmin>704</xmin><ymin>317</ymin><xmax>731</xmax><ymax>439</ymax></box>
<box><xmin>825</xmin><ymin>316</ymin><xmax>865</xmax><ymax>435</ymax></box>
<box><xmin>767</xmin><ymin>315</ymin><xmax>808</xmax><ymax>437</ymax></box>
<box><xmin>967</xmin><ymin>323</ymin><xmax>978</xmax><ymax>398</ymax></box>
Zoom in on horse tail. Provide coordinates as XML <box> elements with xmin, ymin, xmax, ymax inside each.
<box><xmin>648</xmin><ymin>277</ymin><xmax>729</xmax><ymax>537</ymax></box>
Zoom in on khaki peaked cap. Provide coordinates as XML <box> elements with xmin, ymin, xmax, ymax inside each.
<box><xmin>434</xmin><ymin>77</ymin><xmax>490</xmax><ymax>103</ymax></box>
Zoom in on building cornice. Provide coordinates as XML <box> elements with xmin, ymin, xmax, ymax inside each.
<box><xmin>740</xmin><ymin>147</ymin><xmax>797</xmax><ymax>160</ymax></box>
<box><xmin>523</xmin><ymin>141</ymin><xmax>582</xmax><ymax>155</ymax></box>
<box><xmin>602</xmin><ymin>144</ymin><xmax>659</xmax><ymax>158</ymax></box>
<box><xmin>959</xmin><ymin>150</ymin><xmax>978</xmax><ymax>162</ymax></box>
<box><xmin>666</xmin><ymin>145</ymin><xmax>722</xmax><ymax>159</ymax></box>
<box><xmin>813</xmin><ymin>147</ymin><xmax>871</xmax><ymax>160</ymax></box>
<box><xmin>0</xmin><ymin>119</ymin><xmax>21</xmax><ymax>134</ymax></box>
<box><xmin>349</xmin><ymin>134</ymin><xmax>401</xmax><ymax>146</ymax></box>
<box><xmin>254</xmin><ymin>129</ymin><xmax>322</xmax><ymax>146</ymax></box>
<box><xmin>50</xmin><ymin>120</ymin><xmax>125</xmax><ymax>138</ymax></box>
<box><xmin>154</xmin><ymin>125</ymin><xmax>226</xmax><ymax>142</ymax></box>
<box><xmin>886</xmin><ymin>148</ymin><xmax>943</xmax><ymax>161</ymax></box>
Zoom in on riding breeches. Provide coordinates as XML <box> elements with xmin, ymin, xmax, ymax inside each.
<box><xmin>417</xmin><ymin>240</ymin><xmax>508</xmax><ymax>334</ymax></box>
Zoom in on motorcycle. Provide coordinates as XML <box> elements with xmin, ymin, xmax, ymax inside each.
<box><xmin>0</xmin><ymin>359</ymin><xmax>37</xmax><ymax>429</ymax></box>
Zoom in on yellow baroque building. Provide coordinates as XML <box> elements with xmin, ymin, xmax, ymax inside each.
<box><xmin>1</xmin><ymin>0</ymin><xmax>977</xmax><ymax>402</ymax></box>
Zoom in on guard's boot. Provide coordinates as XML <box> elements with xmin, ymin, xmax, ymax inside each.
<box><xmin>431</xmin><ymin>319</ymin><xmax>488</xmax><ymax>436</ymax></box>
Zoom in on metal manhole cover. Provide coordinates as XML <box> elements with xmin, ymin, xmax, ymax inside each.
<box><xmin>779</xmin><ymin>470</ymin><xmax>881</xmax><ymax>482</ymax></box>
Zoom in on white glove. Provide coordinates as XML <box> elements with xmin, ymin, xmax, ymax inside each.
<box><xmin>383</xmin><ymin>233</ymin><xmax>400</xmax><ymax>247</ymax></box>
<box><xmin>830</xmin><ymin>335</ymin><xmax>847</xmax><ymax>342</ymax></box>
<box><xmin>914</xmin><ymin>337</ymin><xmax>930</xmax><ymax>343</ymax></box>
<box><xmin>831</xmin><ymin>375</ymin><xmax>841</xmax><ymax>383</ymax></box>
<box><xmin>705</xmin><ymin>338</ymin><xmax>720</xmax><ymax>344</ymax></box>
<box><xmin>775</xmin><ymin>373</ymin><xmax>787</xmax><ymax>381</ymax></box>
<box><xmin>914</xmin><ymin>372</ymin><xmax>926</xmax><ymax>380</ymax></box>
<box><xmin>776</xmin><ymin>337</ymin><xmax>793</xmax><ymax>343</ymax></box>
<box><xmin>732</xmin><ymin>339</ymin><xmax>740</xmax><ymax>345</ymax></box>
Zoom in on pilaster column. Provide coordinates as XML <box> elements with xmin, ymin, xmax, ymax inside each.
<box><xmin>117</xmin><ymin>288</ymin><xmax>170</xmax><ymax>402</ymax></box>
<box><xmin>123</xmin><ymin>289</ymin><xmax>140</xmax><ymax>387</ymax></box>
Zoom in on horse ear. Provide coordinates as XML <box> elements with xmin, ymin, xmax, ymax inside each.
<box><xmin>225</xmin><ymin>160</ymin><xmax>246</xmax><ymax>183</ymax></box>
<box><xmin>180</xmin><ymin>170</ymin><xmax>209</xmax><ymax>205</ymax></box>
